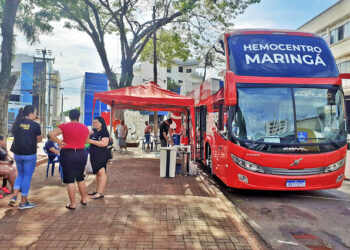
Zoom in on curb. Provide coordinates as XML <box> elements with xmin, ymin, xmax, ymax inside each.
<box><xmin>197</xmin><ymin>167</ymin><xmax>268</xmax><ymax>250</ymax></box>
<box><xmin>36</xmin><ymin>157</ymin><xmax>48</xmax><ymax>166</ymax></box>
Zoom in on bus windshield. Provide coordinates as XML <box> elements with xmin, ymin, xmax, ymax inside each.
<box><xmin>231</xmin><ymin>86</ymin><xmax>347</xmax><ymax>153</ymax></box>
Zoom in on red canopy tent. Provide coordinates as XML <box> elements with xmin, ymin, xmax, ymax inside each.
<box><xmin>92</xmin><ymin>81</ymin><xmax>195</xmax><ymax>153</ymax></box>
<box><xmin>93</xmin><ymin>81</ymin><xmax>194</xmax><ymax>112</ymax></box>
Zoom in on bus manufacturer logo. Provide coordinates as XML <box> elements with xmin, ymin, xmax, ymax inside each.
<box><xmin>283</xmin><ymin>147</ymin><xmax>308</xmax><ymax>152</ymax></box>
<box><xmin>290</xmin><ymin>158</ymin><xmax>303</xmax><ymax>167</ymax></box>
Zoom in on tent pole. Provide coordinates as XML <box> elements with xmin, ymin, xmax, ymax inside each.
<box><xmin>110</xmin><ymin>101</ymin><xmax>114</xmax><ymax>136</ymax></box>
<box><xmin>190</xmin><ymin>107</ymin><xmax>196</xmax><ymax>161</ymax></box>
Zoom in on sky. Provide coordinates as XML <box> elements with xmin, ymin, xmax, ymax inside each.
<box><xmin>14</xmin><ymin>0</ymin><xmax>339</xmax><ymax>111</ymax></box>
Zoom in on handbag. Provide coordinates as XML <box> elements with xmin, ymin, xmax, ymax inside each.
<box><xmin>107</xmin><ymin>139</ymin><xmax>114</xmax><ymax>160</ymax></box>
<box><xmin>84</xmin><ymin>154</ymin><xmax>93</xmax><ymax>173</ymax></box>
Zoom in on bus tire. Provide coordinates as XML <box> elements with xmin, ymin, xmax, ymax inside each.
<box><xmin>206</xmin><ymin>144</ymin><xmax>213</xmax><ymax>174</ymax></box>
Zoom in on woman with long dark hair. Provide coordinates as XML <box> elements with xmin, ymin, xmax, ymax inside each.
<box><xmin>8</xmin><ymin>105</ymin><xmax>42</xmax><ymax>209</ymax></box>
<box><xmin>86</xmin><ymin>116</ymin><xmax>110</xmax><ymax>199</ymax></box>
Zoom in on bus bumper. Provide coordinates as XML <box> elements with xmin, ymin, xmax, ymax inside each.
<box><xmin>230</xmin><ymin>167</ymin><xmax>345</xmax><ymax>191</ymax></box>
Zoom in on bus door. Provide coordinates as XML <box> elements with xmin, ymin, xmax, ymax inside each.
<box><xmin>195</xmin><ymin>106</ymin><xmax>206</xmax><ymax>161</ymax></box>
<box><xmin>216</xmin><ymin>103</ymin><xmax>228</xmax><ymax>181</ymax></box>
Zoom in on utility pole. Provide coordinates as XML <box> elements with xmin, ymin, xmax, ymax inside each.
<box><xmin>33</xmin><ymin>48</ymin><xmax>54</xmax><ymax>138</ymax></box>
<box><xmin>61</xmin><ymin>93</ymin><xmax>64</xmax><ymax>122</ymax></box>
<box><xmin>47</xmin><ymin>72</ymin><xmax>57</xmax><ymax>127</ymax></box>
<box><xmin>153</xmin><ymin>6</ymin><xmax>159</xmax><ymax>138</ymax></box>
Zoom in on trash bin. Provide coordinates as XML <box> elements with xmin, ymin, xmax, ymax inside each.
<box><xmin>172</xmin><ymin>134</ymin><xmax>180</xmax><ymax>145</ymax></box>
<box><xmin>160</xmin><ymin>147</ymin><xmax>177</xmax><ymax>178</ymax></box>
<box><xmin>181</xmin><ymin>151</ymin><xmax>190</xmax><ymax>175</ymax></box>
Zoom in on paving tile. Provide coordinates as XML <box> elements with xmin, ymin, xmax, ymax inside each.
<box><xmin>0</xmin><ymin>148</ymin><xmax>257</xmax><ymax>249</ymax></box>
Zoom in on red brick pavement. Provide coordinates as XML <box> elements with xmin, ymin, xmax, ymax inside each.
<box><xmin>0</xmin><ymin>149</ymin><xmax>264</xmax><ymax>249</ymax></box>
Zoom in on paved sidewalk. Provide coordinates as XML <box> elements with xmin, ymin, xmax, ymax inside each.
<box><xmin>0</xmin><ymin>148</ymin><xmax>264</xmax><ymax>249</ymax></box>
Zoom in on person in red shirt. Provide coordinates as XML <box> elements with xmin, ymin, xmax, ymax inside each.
<box><xmin>49</xmin><ymin>109</ymin><xmax>89</xmax><ymax>210</ymax></box>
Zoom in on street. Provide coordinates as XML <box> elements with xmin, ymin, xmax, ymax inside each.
<box><xmin>202</xmin><ymin>151</ymin><xmax>350</xmax><ymax>249</ymax></box>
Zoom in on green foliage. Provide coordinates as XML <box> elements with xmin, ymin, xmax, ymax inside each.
<box><xmin>167</xmin><ymin>78</ymin><xmax>181</xmax><ymax>93</ymax></box>
<box><xmin>140</xmin><ymin>30</ymin><xmax>190</xmax><ymax>67</ymax></box>
<box><xmin>63</xmin><ymin>107</ymin><xmax>80</xmax><ymax>115</ymax></box>
<box><xmin>49</xmin><ymin>0</ymin><xmax>261</xmax><ymax>86</ymax></box>
<box><xmin>0</xmin><ymin>0</ymin><xmax>58</xmax><ymax>45</ymax></box>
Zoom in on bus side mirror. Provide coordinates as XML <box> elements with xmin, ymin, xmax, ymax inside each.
<box><xmin>224</xmin><ymin>71</ymin><xmax>237</xmax><ymax>106</ymax></box>
<box><xmin>340</xmin><ymin>73</ymin><xmax>350</xmax><ymax>79</ymax></box>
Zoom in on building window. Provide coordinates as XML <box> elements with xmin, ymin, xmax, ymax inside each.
<box><xmin>9</xmin><ymin>95</ymin><xmax>20</xmax><ymax>102</ymax></box>
<box><xmin>178</xmin><ymin>66</ymin><xmax>183</xmax><ymax>73</ymax></box>
<box><xmin>338</xmin><ymin>25</ymin><xmax>344</xmax><ymax>41</ymax></box>
<box><xmin>330</xmin><ymin>21</ymin><xmax>350</xmax><ymax>44</ymax></box>
<box><xmin>330</xmin><ymin>29</ymin><xmax>337</xmax><ymax>44</ymax></box>
<box><xmin>338</xmin><ymin>60</ymin><xmax>350</xmax><ymax>73</ymax></box>
<box><xmin>167</xmin><ymin>67</ymin><xmax>171</xmax><ymax>73</ymax></box>
<box><xmin>345</xmin><ymin>22</ymin><xmax>350</xmax><ymax>38</ymax></box>
<box><xmin>178</xmin><ymin>80</ymin><xmax>183</xmax><ymax>83</ymax></box>
<box><xmin>8</xmin><ymin>112</ymin><xmax>15</xmax><ymax>122</ymax></box>
<box><xmin>186</xmin><ymin>68</ymin><xmax>192</xmax><ymax>73</ymax></box>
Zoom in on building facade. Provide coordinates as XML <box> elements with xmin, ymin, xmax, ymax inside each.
<box><xmin>80</xmin><ymin>72</ymin><xmax>109</xmax><ymax>126</ymax></box>
<box><xmin>298</xmin><ymin>0</ymin><xmax>350</xmax><ymax>127</ymax></box>
<box><xmin>132</xmin><ymin>59</ymin><xmax>203</xmax><ymax>95</ymax></box>
<box><xmin>7</xmin><ymin>54</ymin><xmax>62</xmax><ymax>132</ymax></box>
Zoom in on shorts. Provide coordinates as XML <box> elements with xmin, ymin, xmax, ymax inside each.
<box><xmin>118</xmin><ymin>138</ymin><xmax>126</xmax><ymax>147</ymax></box>
<box><xmin>60</xmin><ymin>149</ymin><xmax>87</xmax><ymax>184</ymax></box>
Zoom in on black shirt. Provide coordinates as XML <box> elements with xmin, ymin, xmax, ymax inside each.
<box><xmin>159</xmin><ymin>122</ymin><xmax>170</xmax><ymax>140</ymax></box>
<box><xmin>89</xmin><ymin>129</ymin><xmax>110</xmax><ymax>162</ymax></box>
<box><xmin>11</xmin><ymin>118</ymin><xmax>41</xmax><ymax>155</ymax></box>
<box><xmin>0</xmin><ymin>146</ymin><xmax>7</xmax><ymax>161</ymax></box>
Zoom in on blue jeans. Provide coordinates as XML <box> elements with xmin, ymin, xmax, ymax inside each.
<box><xmin>145</xmin><ymin>134</ymin><xmax>151</xmax><ymax>144</ymax></box>
<box><xmin>13</xmin><ymin>154</ymin><xmax>37</xmax><ymax>196</ymax></box>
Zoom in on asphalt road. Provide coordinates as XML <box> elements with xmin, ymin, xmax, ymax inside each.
<box><xmin>202</xmin><ymin>152</ymin><xmax>350</xmax><ymax>250</ymax></box>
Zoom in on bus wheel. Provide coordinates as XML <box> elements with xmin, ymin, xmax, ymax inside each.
<box><xmin>206</xmin><ymin>145</ymin><xmax>213</xmax><ymax>173</ymax></box>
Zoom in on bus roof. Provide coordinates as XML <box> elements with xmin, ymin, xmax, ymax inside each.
<box><xmin>225</xmin><ymin>29</ymin><xmax>339</xmax><ymax>78</ymax></box>
<box><xmin>225</xmin><ymin>29</ymin><xmax>318</xmax><ymax>38</ymax></box>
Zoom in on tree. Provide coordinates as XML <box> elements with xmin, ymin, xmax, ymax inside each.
<box><xmin>53</xmin><ymin>0</ymin><xmax>260</xmax><ymax>89</ymax></box>
<box><xmin>140</xmin><ymin>30</ymin><xmax>190</xmax><ymax>68</ymax></box>
<box><xmin>0</xmin><ymin>0</ymin><xmax>56</xmax><ymax>138</ymax></box>
<box><xmin>167</xmin><ymin>78</ymin><xmax>181</xmax><ymax>93</ymax></box>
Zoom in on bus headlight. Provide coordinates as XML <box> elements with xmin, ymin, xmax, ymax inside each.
<box><xmin>231</xmin><ymin>154</ymin><xmax>265</xmax><ymax>173</ymax></box>
<box><xmin>325</xmin><ymin>158</ymin><xmax>346</xmax><ymax>173</ymax></box>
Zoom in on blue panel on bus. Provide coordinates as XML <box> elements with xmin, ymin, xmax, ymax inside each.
<box><xmin>227</xmin><ymin>34</ymin><xmax>339</xmax><ymax>78</ymax></box>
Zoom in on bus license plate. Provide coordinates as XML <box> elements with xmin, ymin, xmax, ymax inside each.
<box><xmin>286</xmin><ymin>180</ymin><xmax>306</xmax><ymax>187</ymax></box>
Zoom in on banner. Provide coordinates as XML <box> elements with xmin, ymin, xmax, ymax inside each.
<box><xmin>228</xmin><ymin>34</ymin><xmax>339</xmax><ymax>78</ymax></box>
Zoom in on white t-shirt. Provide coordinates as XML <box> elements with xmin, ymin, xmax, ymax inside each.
<box><xmin>116</xmin><ymin>124</ymin><xmax>128</xmax><ymax>137</ymax></box>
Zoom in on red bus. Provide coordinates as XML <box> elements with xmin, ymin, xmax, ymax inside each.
<box><xmin>191</xmin><ymin>29</ymin><xmax>350</xmax><ymax>190</ymax></box>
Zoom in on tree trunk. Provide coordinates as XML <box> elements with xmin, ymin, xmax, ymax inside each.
<box><xmin>0</xmin><ymin>78</ymin><xmax>17</xmax><ymax>138</ymax></box>
<box><xmin>0</xmin><ymin>0</ymin><xmax>21</xmax><ymax>138</ymax></box>
<box><xmin>119</xmin><ymin>58</ymin><xmax>134</xmax><ymax>88</ymax></box>
<box><xmin>95</xmin><ymin>43</ymin><xmax>118</xmax><ymax>89</ymax></box>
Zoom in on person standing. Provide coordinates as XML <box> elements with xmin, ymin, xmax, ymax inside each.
<box><xmin>115</xmin><ymin>120</ymin><xmax>128</xmax><ymax>153</ymax></box>
<box><xmin>49</xmin><ymin>109</ymin><xmax>89</xmax><ymax>210</ymax></box>
<box><xmin>87</xmin><ymin>117</ymin><xmax>110</xmax><ymax>199</ymax></box>
<box><xmin>159</xmin><ymin>119</ymin><xmax>174</xmax><ymax>147</ymax></box>
<box><xmin>144</xmin><ymin>121</ymin><xmax>153</xmax><ymax>150</ymax></box>
<box><xmin>8</xmin><ymin>105</ymin><xmax>42</xmax><ymax>209</ymax></box>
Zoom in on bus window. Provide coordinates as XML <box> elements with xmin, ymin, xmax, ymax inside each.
<box><xmin>219</xmin><ymin>103</ymin><xmax>228</xmax><ymax>136</ymax></box>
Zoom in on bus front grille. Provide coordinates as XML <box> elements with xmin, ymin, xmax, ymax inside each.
<box><xmin>263</xmin><ymin>166</ymin><xmax>326</xmax><ymax>176</ymax></box>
